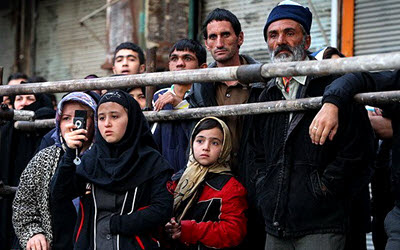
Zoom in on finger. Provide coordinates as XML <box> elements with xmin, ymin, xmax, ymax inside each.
<box><xmin>319</xmin><ymin>126</ymin><xmax>331</xmax><ymax>145</ymax></box>
<box><xmin>35</xmin><ymin>239</ymin><xmax>42</xmax><ymax>250</ymax></box>
<box><xmin>40</xmin><ymin>238</ymin><xmax>48</xmax><ymax>250</ymax></box>
<box><xmin>328</xmin><ymin>124</ymin><xmax>338</xmax><ymax>141</ymax></box>
<box><xmin>309</xmin><ymin>120</ymin><xmax>318</xmax><ymax>144</ymax></box>
<box><xmin>26</xmin><ymin>241</ymin><xmax>31</xmax><ymax>250</ymax></box>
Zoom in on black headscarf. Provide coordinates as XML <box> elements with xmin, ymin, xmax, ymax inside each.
<box><xmin>76</xmin><ymin>90</ymin><xmax>172</xmax><ymax>192</ymax></box>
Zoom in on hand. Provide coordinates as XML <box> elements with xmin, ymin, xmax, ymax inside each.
<box><xmin>63</xmin><ymin>123</ymin><xmax>88</xmax><ymax>149</ymax></box>
<box><xmin>165</xmin><ymin>217</ymin><xmax>181</xmax><ymax>240</ymax></box>
<box><xmin>26</xmin><ymin>233</ymin><xmax>50</xmax><ymax>250</ymax></box>
<box><xmin>369</xmin><ymin>116</ymin><xmax>393</xmax><ymax>139</ymax></box>
<box><xmin>154</xmin><ymin>92</ymin><xmax>182</xmax><ymax>111</ymax></box>
<box><xmin>309</xmin><ymin>103</ymin><xmax>339</xmax><ymax>145</ymax></box>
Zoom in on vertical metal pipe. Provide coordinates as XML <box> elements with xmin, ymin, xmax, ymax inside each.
<box><xmin>145</xmin><ymin>47</ymin><xmax>157</xmax><ymax>110</ymax></box>
<box><xmin>0</xmin><ymin>67</ymin><xmax>3</xmax><ymax>85</ymax></box>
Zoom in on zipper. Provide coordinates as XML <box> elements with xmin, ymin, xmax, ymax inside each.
<box><xmin>92</xmin><ymin>185</ymin><xmax>97</xmax><ymax>249</ymax></box>
<box><xmin>117</xmin><ymin>191</ymin><xmax>129</xmax><ymax>250</ymax></box>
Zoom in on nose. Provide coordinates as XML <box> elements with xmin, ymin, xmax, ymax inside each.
<box><xmin>202</xmin><ymin>141</ymin><xmax>211</xmax><ymax>151</ymax></box>
<box><xmin>122</xmin><ymin>57</ymin><xmax>128</xmax><ymax>66</ymax></box>
<box><xmin>176</xmin><ymin>57</ymin><xmax>185</xmax><ymax>67</ymax></box>
<box><xmin>277</xmin><ymin>33</ymin><xmax>286</xmax><ymax>45</ymax></box>
<box><xmin>216</xmin><ymin>36</ymin><xmax>224</xmax><ymax>48</ymax></box>
<box><xmin>104</xmin><ymin>117</ymin><xmax>111</xmax><ymax>127</ymax></box>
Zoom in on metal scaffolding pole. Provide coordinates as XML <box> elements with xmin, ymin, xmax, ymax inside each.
<box><xmin>0</xmin><ymin>107</ymin><xmax>35</xmax><ymax>121</ymax></box>
<box><xmin>13</xmin><ymin>90</ymin><xmax>400</xmax><ymax>130</ymax></box>
<box><xmin>1</xmin><ymin>52</ymin><xmax>400</xmax><ymax>96</ymax></box>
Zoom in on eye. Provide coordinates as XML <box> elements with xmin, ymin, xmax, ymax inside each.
<box><xmin>195</xmin><ymin>139</ymin><xmax>204</xmax><ymax>144</ymax></box>
<box><xmin>208</xmin><ymin>34</ymin><xmax>217</xmax><ymax>40</ymax></box>
<box><xmin>98</xmin><ymin>116</ymin><xmax>105</xmax><ymax>121</ymax></box>
<box><xmin>222</xmin><ymin>32</ymin><xmax>230</xmax><ymax>38</ymax></box>
<box><xmin>112</xmin><ymin>115</ymin><xmax>119</xmax><ymax>119</ymax></box>
<box><xmin>184</xmin><ymin>56</ymin><xmax>194</xmax><ymax>61</ymax></box>
<box><xmin>15</xmin><ymin>96</ymin><xmax>22</xmax><ymax>101</ymax></box>
<box><xmin>212</xmin><ymin>141</ymin><xmax>220</xmax><ymax>146</ymax></box>
<box><xmin>62</xmin><ymin>116</ymin><xmax>70</xmax><ymax>121</ymax></box>
<box><xmin>170</xmin><ymin>56</ymin><xmax>178</xmax><ymax>62</ymax></box>
<box><xmin>139</xmin><ymin>95</ymin><xmax>145</xmax><ymax>99</ymax></box>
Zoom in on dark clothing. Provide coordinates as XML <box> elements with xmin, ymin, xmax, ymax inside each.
<box><xmin>152</xmin><ymin>88</ymin><xmax>192</xmax><ymax>173</ymax></box>
<box><xmin>0</xmin><ymin>100</ymin><xmax>54</xmax><ymax>249</ymax></box>
<box><xmin>173</xmin><ymin>173</ymin><xmax>247</xmax><ymax>250</ymax></box>
<box><xmin>38</xmin><ymin>128</ymin><xmax>56</xmax><ymax>151</ymax></box>
<box><xmin>51</xmin><ymin>148</ymin><xmax>173</xmax><ymax>249</ymax></box>
<box><xmin>251</xmin><ymin>73</ymin><xmax>374</xmax><ymax>238</ymax></box>
<box><xmin>323</xmin><ymin>70</ymin><xmax>400</xmax><ymax>208</ymax></box>
<box><xmin>384</xmin><ymin>206</ymin><xmax>400</xmax><ymax>250</ymax></box>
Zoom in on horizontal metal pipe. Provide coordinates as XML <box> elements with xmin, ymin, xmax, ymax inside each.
<box><xmin>260</xmin><ymin>52</ymin><xmax>400</xmax><ymax>78</ymax></box>
<box><xmin>0</xmin><ymin>181</ymin><xmax>18</xmax><ymax>197</ymax></box>
<box><xmin>14</xmin><ymin>90</ymin><xmax>400</xmax><ymax>130</ymax></box>
<box><xmin>0</xmin><ymin>108</ymin><xmax>35</xmax><ymax>121</ymax></box>
<box><xmin>1</xmin><ymin>52</ymin><xmax>400</xmax><ymax>96</ymax></box>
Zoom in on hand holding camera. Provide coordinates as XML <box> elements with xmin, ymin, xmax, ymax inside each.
<box><xmin>64</xmin><ymin>110</ymin><xmax>88</xmax><ymax>150</ymax></box>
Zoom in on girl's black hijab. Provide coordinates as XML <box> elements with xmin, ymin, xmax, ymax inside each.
<box><xmin>76</xmin><ymin>90</ymin><xmax>172</xmax><ymax>192</ymax></box>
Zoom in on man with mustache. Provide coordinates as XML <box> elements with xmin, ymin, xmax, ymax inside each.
<box><xmin>250</xmin><ymin>1</ymin><xmax>374</xmax><ymax>249</ymax></box>
<box><xmin>185</xmin><ymin>8</ymin><xmax>266</xmax><ymax>249</ymax></box>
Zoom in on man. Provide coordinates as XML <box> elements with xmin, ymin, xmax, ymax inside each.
<box><xmin>251</xmin><ymin>1</ymin><xmax>374</xmax><ymax>249</ymax></box>
<box><xmin>152</xmin><ymin>39</ymin><xmax>207</xmax><ymax>173</ymax></box>
<box><xmin>185</xmin><ymin>8</ymin><xmax>266</xmax><ymax>249</ymax></box>
<box><xmin>2</xmin><ymin>72</ymin><xmax>28</xmax><ymax>109</ymax></box>
<box><xmin>309</xmin><ymin>69</ymin><xmax>400</xmax><ymax>250</ymax></box>
<box><xmin>111</xmin><ymin>42</ymin><xmax>147</xmax><ymax>109</ymax></box>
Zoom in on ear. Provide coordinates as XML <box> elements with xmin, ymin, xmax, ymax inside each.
<box><xmin>139</xmin><ymin>64</ymin><xmax>146</xmax><ymax>73</ymax></box>
<box><xmin>304</xmin><ymin>35</ymin><xmax>311</xmax><ymax>50</ymax></box>
<box><xmin>199</xmin><ymin>63</ymin><xmax>208</xmax><ymax>69</ymax></box>
<box><xmin>204</xmin><ymin>39</ymin><xmax>211</xmax><ymax>51</ymax></box>
<box><xmin>112</xmin><ymin>66</ymin><xmax>117</xmax><ymax>74</ymax></box>
<box><xmin>237</xmin><ymin>31</ymin><xmax>244</xmax><ymax>46</ymax></box>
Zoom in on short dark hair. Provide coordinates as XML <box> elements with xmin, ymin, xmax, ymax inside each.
<box><xmin>27</xmin><ymin>75</ymin><xmax>47</xmax><ymax>83</ymax></box>
<box><xmin>191</xmin><ymin>118</ymin><xmax>223</xmax><ymax>144</ymax></box>
<box><xmin>7</xmin><ymin>72</ymin><xmax>28</xmax><ymax>83</ymax></box>
<box><xmin>169</xmin><ymin>39</ymin><xmax>207</xmax><ymax>66</ymax></box>
<box><xmin>202</xmin><ymin>8</ymin><xmax>242</xmax><ymax>40</ymax></box>
<box><xmin>113</xmin><ymin>42</ymin><xmax>145</xmax><ymax>65</ymax></box>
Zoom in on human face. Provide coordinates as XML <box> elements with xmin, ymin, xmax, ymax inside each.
<box><xmin>129</xmin><ymin>88</ymin><xmax>146</xmax><ymax>109</ymax></box>
<box><xmin>14</xmin><ymin>95</ymin><xmax>36</xmax><ymax>110</ymax></box>
<box><xmin>266</xmin><ymin>19</ymin><xmax>311</xmax><ymax>63</ymax></box>
<box><xmin>112</xmin><ymin>49</ymin><xmax>145</xmax><ymax>75</ymax></box>
<box><xmin>60</xmin><ymin>102</ymin><xmax>95</xmax><ymax>144</ymax></box>
<box><xmin>205</xmin><ymin>20</ymin><xmax>243</xmax><ymax>65</ymax></box>
<box><xmin>168</xmin><ymin>49</ymin><xmax>200</xmax><ymax>71</ymax></box>
<box><xmin>98</xmin><ymin>102</ymin><xmax>129</xmax><ymax>143</ymax></box>
<box><xmin>193</xmin><ymin>127</ymin><xmax>223</xmax><ymax>166</ymax></box>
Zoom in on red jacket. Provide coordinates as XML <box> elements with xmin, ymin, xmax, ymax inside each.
<box><xmin>176</xmin><ymin>173</ymin><xmax>248</xmax><ymax>249</ymax></box>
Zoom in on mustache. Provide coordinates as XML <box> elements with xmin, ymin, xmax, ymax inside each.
<box><xmin>273</xmin><ymin>44</ymin><xmax>294</xmax><ymax>55</ymax></box>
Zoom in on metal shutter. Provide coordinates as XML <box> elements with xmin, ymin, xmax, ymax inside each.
<box><xmin>354</xmin><ymin>0</ymin><xmax>400</xmax><ymax>55</ymax></box>
<box><xmin>35</xmin><ymin>0</ymin><xmax>107</xmax><ymax>81</ymax></box>
<box><xmin>201</xmin><ymin>0</ymin><xmax>332</xmax><ymax>63</ymax></box>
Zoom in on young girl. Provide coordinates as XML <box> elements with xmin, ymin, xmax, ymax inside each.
<box><xmin>165</xmin><ymin>117</ymin><xmax>248</xmax><ymax>249</ymax></box>
<box><xmin>51</xmin><ymin>90</ymin><xmax>173</xmax><ymax>249</ymax></box>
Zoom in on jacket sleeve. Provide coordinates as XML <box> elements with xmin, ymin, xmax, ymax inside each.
<box><xmin>12</xmin><ymin>151</ymin><xmax>49</xmax><ymax>248</ymax></box>
<box><xmin>320</xmin><ymin>103</ymin><xmax>375</xmax><ymax>197</ymax></box>
<box><xmin>323</xmin><ymin>70</ymin><xmax>400</xmax><ymax>109</ymax></box>
<box><xmin>50</xmin><ymin>147</ymin><xmax>86</xmax><ymax>201</ymax></box>
<box><xmin>179</xmin><ymin>178</ymin><xmax>248</xmax><ymax>249</ymax></box>
<box><xmin>110</xmin><ymin>170</ymin><xmax>173</xmax><ymax>235</ymax></box>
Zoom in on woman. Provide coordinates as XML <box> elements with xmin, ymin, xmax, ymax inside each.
<box><xmin>166</xmin><ymin>117</ymin><xmax>248</xmax><ymax>249</ymax></box>
<box><xmin>12</xmin><ymin>92</ymin><xmax>97</xmax><ymax>250</ymax></box>
<box><xmin>51</xmin><ymin>90</ymin><xmax>173</xmax><ymax>249</ymax></box>
<box><xmin>0</xmin><ymin>91</ymin><xmax>55</xmax><ymax>249</ymax></box>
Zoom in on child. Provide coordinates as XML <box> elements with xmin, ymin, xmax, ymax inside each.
<box><xmin>165</xmin><ymin>117</ymin><xmax>248</xmax><ymax>249</ymax></box>
<box><xmin>51</xmin><ymin>90</ymin><xmax>173</xmax><ymax>249</ymax></box>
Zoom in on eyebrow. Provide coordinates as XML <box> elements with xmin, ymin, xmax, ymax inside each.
<box><xmin>170</xmin><ymin>53</ymin><xmax>196</xmax><ymax>58</ymax></box>
<box><xmin>195</xmin><ymin>135</ymin><xmax>223</xmax><ymax>143</ymax></box>
<box><xmin>116</xmin><ymin>55</ymin><xmax>137</xmax><ymax>59</ymax></box>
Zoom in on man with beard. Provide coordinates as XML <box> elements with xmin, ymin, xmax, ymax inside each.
<box><xmin>250</xmin><ymin>1</ymin><xmax>374</xmax><ymax>249</ymax></box>
<box><xmin>185</xmin><ymin>8</ymin><xmax>266</xmax><ymax>249</ymax></box>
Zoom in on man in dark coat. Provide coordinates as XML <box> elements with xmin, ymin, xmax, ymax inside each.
<box><xmin>251</xmin><ymin>1</ymin><xmax>374</xmax><ymax>249</ymax></box>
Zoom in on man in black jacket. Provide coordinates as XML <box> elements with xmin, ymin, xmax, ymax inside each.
<box><xmin>309</xmin><ymin>70</ymin><xmax>400</xmax><ymax>250</ymax></box>
<box><xmin>252</xmin><ymin>1</ymin><xmax>374</xmax><ymax>249</ymax></box>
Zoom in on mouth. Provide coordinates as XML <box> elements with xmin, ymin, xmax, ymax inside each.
<box><xmin>104</xmin><ymin>130</ymin><xmax>113</xmax><ymax>136</ymax></box>
<box><xmin>121</xmin><ymin>70</ymin><xmax>130</xmax><ymax>74</ymax></box>
<box><xmin>199</xmin><ymin>154</ymin><xmax>209</xmax><ymax>157</ymax></box>
<box><xmin>214</xmin><ymin>49</ymin><xmax>227</xmax><ymax>54</ymax></box>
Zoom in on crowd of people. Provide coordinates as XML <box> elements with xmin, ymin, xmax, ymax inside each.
<box><xmin>0</xmin><ymin>0</ymin><xmax>399</xmax><ymax>249</ymax></box>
